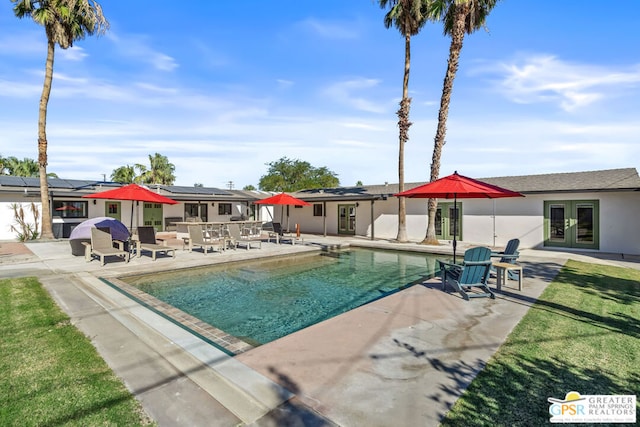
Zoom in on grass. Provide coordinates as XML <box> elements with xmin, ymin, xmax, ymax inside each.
<box><xmin>0</xmin><ymin>277</ymin><xmax>154</xmax><ymax>427</ymax></box>
<box><xmin>441</xmin><ymin>260</ymin><xmax>640</xmax><ymax>427</ymax></box>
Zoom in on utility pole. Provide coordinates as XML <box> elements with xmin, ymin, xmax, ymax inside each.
<box><xmin>226</xmin><ymin>181</ymin><xmax>234</xmax><ymax>190</ymax></box>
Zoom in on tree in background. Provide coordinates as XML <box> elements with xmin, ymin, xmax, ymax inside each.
<box><xmin>1</xmin><ymin>156</ymin><xmax>58</xmax><ymax>178</ymax></box>
<box><xmin>13</xmin><ymin>0</ymin><xmax>109</xmax><ymax>239</ymax></box>
<box><xmin>135</xmin><ymin>153</ymin><xmax>176</xmax><ymax>185</ymax></box>
<box><xmin>2</xmin><ymin>157</ymin><xmax>39</xmax><ymax>177</ymax></box>
<box><xmin>243</xmin><ymin>184</ymin><xmax>257</xmax><ymax>191</ymax></box>
<box><xmin>111</xmin><ymin>154</ymin><xmax>176</xmax><ymax>185</ymax></box>
<box><xmin>355</xmin><ymin>180</ymin><xmax>364</xmax><ymax>186</ymax></box>
<box><xmin>423</xmin><ymin>0</ymin><xmax>498</xmax><ymax>244</ymax></box>
<box><xmin>259</xmin><ymin>157</ymin><xmax>339</xmax><ymax>192</ymax></box>
<box><xmin>379</xmin><ymin>0</ymin><xmax>434</xmax><ymax>243</ymax></box>
<box><xmin>110</xmin><ymin>165</ymin><xmax>136</xmax><ymax>183</ymax></box>
<box><xmin>194</xmin><ymin>183</ymin><xmax>204</xmax><ymax>187</ymax></box>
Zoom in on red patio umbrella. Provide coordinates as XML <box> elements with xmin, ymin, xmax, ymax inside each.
<box><xmin>83</xmin><ymin>183</ymin><xmax>178</xmax><ymax>230</ymax></box>
<box><xmin>254</xmin><ymin>193</ymin><xmax>311</xmax><ymax>231</ymax></box>
<box><xmin>395</xmin><ymin>171</ymin><xmax>523</xmax><ymax>262</ymax></box>
<box><xmin>253</xmin><ymin>193</ymin><xmax>311</xmax><ymax>207</ymax></box>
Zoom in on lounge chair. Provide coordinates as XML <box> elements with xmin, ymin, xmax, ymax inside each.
<box><xmin>187</xmin><ymin>225</ymin><xmax>224</xmax><ymax>254</ymax></box>
<box><xmin>227</xmin><ymin>223</ymin><xmax>262</xmax><ymax>250</ymax></box>
<box><xmin>438</xmin><ymin>246</ymin><xmax>495</xmax><ymax>300</ymax></box>
<box><xmin>85</xmin><ymin>228</ymin><xmax>130</xmax><ymax>266</ymax></box>
<box><xmin>136</xmin><ymin>226</ymin><xmax>176</xmax><ymax>261</ymax></box>
<box><xmin>266</xmin><ymin>222</ymin><xmax>303</xmax><ymax>245</ymax></box>
<box><xmin>491</xmin><ymin>238</ymin><xmax>520</xmax><ymax>280</ymax></box>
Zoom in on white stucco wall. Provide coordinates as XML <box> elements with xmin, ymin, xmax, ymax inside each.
<box><xmin>368</xmin><ymin>191</ymin><xmax>640</xmax><ymax>255</ymax></box>
<box><xmin>3</xmin><ymin>188</ymin><xmax>639</xmax><ymax>255</ymax></box>
<box><xmin>0</xmin><ymin>197</ymin><xmax>42</xmax><ymax>240</ymax></box>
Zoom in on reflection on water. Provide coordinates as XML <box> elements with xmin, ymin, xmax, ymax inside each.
<box><xmin>124</xmin><ymin>248</ymin><xmax>440</xmax><ymax>345</ymax></box>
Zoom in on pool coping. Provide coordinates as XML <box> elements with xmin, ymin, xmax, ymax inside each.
<box><xmin>103</xmin><ymin>277</ymin><xmax>255</xmax><ymax>355</ymax></box>
<box><xmin>105</xmin><ymin>245</ymin><xmax>438</xmax><ymax>357</ymax></box>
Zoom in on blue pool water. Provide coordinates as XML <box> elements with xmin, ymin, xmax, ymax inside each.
<box><xmin>124</xmin><ymin>248</ymin><xmax>441</xmax><ymax>346</ymax></box>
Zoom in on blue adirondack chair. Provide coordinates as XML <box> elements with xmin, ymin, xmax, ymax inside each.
<box><xmin>491</xmin><ymin>238</ymin><xmax>520</xmax><ymax>280</ymax></box>
<box><xmin>438</xmin><ymin>246</ymin><xmax>494</xmax><ymax>300</ymax></box>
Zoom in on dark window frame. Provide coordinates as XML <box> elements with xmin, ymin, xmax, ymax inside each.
<box><xmin>52</xmin><ymin>200</ymin><xmax>88</xmax><ymax>219</ymax></box>
<box><xmin>218</xmin><ymin>203</ymin><xmax>232</xmax><ymax>215</ymax></box>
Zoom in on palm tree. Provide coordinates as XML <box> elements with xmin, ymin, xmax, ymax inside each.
<box><xmin>379</xmin><ymin>0</ymin><xmax>433</xmax><ymax>242</ymax></box>
<box><xmin>3</xmin><ymin>156</ymin><xmax>40</xmax><ymax>177</ymax></box>
<box><xmin>135</xmin><ymin>153</ymin><xmax>176</xmax><ymax>185</ymax></box>
<box><xmin>110</xmin><ymin>165</ymin><xmax>136</xmax><ymax>183</ymax></box>
<box><xmin>423</xmin><ymin>0</ymin><xmax>498</xmax><ymax>244</ymax></box>
<box><xmin>12</xmin><ymin>0</ymin><xmax>109</xmax><ymax>239</ymax></box>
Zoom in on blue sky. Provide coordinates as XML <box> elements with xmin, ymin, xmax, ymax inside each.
<box><xmin>1</xmin><ymin>1</ymin><xmax>639</xmax><ymax>189</ymax></box>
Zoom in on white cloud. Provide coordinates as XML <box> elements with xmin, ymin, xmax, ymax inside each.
<box><xmin>479</xmin><ymin>55</ymin><xmax>640</xmax><ymax>112</ymax></box>
<box><xmin>107</xmin><ymin>32</ymin><xmax>178</xmax><ymax>72</ymax></box>
<box><xmin>59</xmin><ymin>46</ymin><xmax>88</xmax><ymax>61</ymax></box>
<box><xmin>0</xmin><ymin>79</ymin><xmax>42</xmax><ymax>98</ymax></box>
<box><xmin>0</xmin><ymin>31</ymin><xmax>44</xmax><ymax>56</ymax></box>
<box><xmin>322</xmin><ymin>78</ymin><xmax>388</xmax><ymax>113</ymax></box>
<box><xmin>276</xmin><ymin>79</ymin><xmax>294</xmax><ymax>89</ymax></box>
<box><xmin>298</xmin><ymin>18</ymin><xmax>359</xmax><ymax>40</ymax></box>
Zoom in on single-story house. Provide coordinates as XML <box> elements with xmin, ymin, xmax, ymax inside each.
<box><xmin>2</xmin><ymin>168</ymin><xmax>639</xmax><ymax>255</ymax></box>
<box><xmin>0</xmin><ymin>176</ymin><xmax>261</xmax><ymax>240</ymax></box>
<box><xmin>283</xmin><ymin>168</ymin><xmax>640</xmax><ymax>255</ymax></box>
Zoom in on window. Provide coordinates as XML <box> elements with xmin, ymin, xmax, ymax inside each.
<box><xmin>218</xmin><ymin>203</ymin><xmax>232</xmax><ymax>215</ymax></box>
<box><xmin>107</xmin><ymin>203</ymin><xmax>119</xmax><ymax>215</ymax></box>
<box><xmin>313</xmin><ymin>204</ymin><xmax>323</xmax><ymax>216</ymax></box>
<box><xmin>52</xmin><ymin>201</ymin><xmax>88</xmax><ymax>218</ymax></box>
<box><xmin>185</xmin><ymin>203</ymin><xmax>208</xmax><ymax>221</ymax></box>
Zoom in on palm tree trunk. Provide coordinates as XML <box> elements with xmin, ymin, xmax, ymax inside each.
<box><xmin>422</xmin><ymin>4</ymin><xmax>468</xmax><ymax>245</ymax></box>
<box><xmin>38</xmin><ymin>38</ymin><xmax>55</xmax><ymax>239</ymax></box>
<box><xmin>396</xmin><ymin>32</ymin><xmax>412</xmax><ymax>243</ymax></box>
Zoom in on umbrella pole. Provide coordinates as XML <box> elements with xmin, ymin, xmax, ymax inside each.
<box><xmin>453</xmin><ymin>194</ymin><xmax>458</xmax><ymax>264</ymax></box>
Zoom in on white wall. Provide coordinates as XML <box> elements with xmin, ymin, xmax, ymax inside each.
<box><xmin>376</xmin><ymin>191</ymin><xmax>640</xmax><ymax>255</ymax></box>
<box><xmin>0</xmin><ymin>196</ymin><xmax>254</xmax><ymax>240</ymax></box>
<box><xmin>0</xmin><ymin>197</ymin><xmax>42</xmax><ymax>240</ymax></box>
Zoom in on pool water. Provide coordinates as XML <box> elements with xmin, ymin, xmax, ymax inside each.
<box><xmin>124</xmin><ymin>248</ymin><xmax>441</xmax><ymax>346</ymax></box>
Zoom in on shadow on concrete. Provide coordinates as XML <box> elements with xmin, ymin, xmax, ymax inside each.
<box><xmin>251</xmin><ymin>366</ymin><xmax>337</xmax><ymax>427</ymax></box>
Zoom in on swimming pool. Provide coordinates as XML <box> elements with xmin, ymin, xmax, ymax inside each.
<box><xmin>123</xmin><ymin>247</ymin><xmax>441</xmax><ymax>348</ymax></box>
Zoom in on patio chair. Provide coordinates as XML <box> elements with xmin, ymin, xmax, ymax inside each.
<box><xmin>187</xmin><ymin>225</ymin><xmax>224</xmax><ymax>254</ymax></box>
<box><xmin>136</xmin><ymin>226</ymin><xmax>176</xmax><ymax>261</ymax></box>
<box><xmin>438</xmin><ymin>246</ymin><xmax>494</xmax><ymax>300</ymax></box>
<box><xmin>267</xmin><ymin>222</ymin><xmax>302</xmax><ymax>245</ymax></box>
<box><xmin>227</xmin><ymin>223</ymin><xmax>262</xmax><ymax>250</ymax></box>
<box><xmin>491</xmin><ymin>238</ymin><xmax>520</xmax><ymax>280</ymax></box>
<box><xmin>85</xmin><ymin>228</ymin><xmax>130</xmax><ymax>266</ymax></box>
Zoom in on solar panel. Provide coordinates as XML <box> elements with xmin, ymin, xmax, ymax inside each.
<box><xmin>0</xmin><ymin>176</ymin><xmax>39</xmax><ymax>187</ymax></box>
<box><xmin>47</xmin><ymin>178</ymin><xmax>76</xmax><ymax>189</ymax></box>
<box><xmin>162</xmin><ymin>185</ymin><xmax>233</xmax><ymax>196</ymax></box>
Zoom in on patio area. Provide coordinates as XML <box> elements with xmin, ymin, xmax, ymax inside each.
<box><xmin>1</xmin><ymin>235</ymin><xmax>635</xmax><ymax>426</ymax></box>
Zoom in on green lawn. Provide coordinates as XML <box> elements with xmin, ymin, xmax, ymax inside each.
<box><xmin>440</xmin><ymin>260</ymin><xmax>640</xmax><ymax>426</ymax></box>
<box><xmin>0</xmin><ymin>277</ymin><xmax>154</xmax><ymax>427</ymax></box>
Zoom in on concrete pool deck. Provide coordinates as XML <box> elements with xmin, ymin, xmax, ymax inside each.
<box><xmin>1</xmin><ymin>236</ymin><xmax>638</xmax><ymax>426</ymax></box>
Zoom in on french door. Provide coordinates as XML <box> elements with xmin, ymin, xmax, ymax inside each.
<box><xmin>435</xmin><ymin>202</ymin><xmax>461</xmax><ymax>241</ymax></box>
<box><xmin>338</xmin><ymin>204</ymin><xmax>356</xmax><ymax>235</ymax></box>
<box><xmin>105</xmin><ymin>201</ymin><xmax>121</xmax><ymax>221</ymax></box>
<box><xmin>544</xmin><ymin>200</ymin><xmax>599</xmax><ymax>249</ymax></box>
<box><xmin>143</xmin><ymin>203</ymin><xmax>164</xmax><ymax>232</ymax></box>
